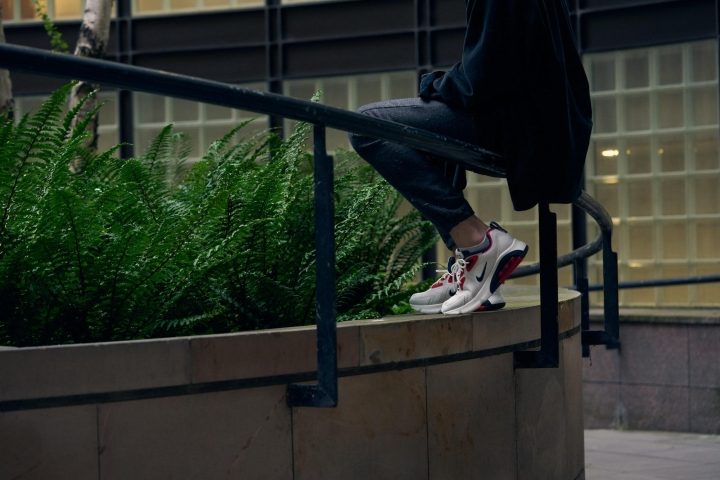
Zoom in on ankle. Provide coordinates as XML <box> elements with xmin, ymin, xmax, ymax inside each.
<box><xmin>449</xmin><ymin>216</ymin><xmax>489</xmax><ymax>249</ymax></box>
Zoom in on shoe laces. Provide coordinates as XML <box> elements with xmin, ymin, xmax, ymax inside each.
<box><xmin>434</xmin><ymin>256</ymin><xmax>462</xmax><ymax>285</ymax></box>
<box><xmin>450</xmin><ymin>250</ymin><xmax>469</xmax><ymax>289</ymax></box>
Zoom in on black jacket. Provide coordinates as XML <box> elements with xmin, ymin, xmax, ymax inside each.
<box><xmin>419</xmin><ymin>0</ymin><xmax>592</xmax><ymax>211</ymax></box>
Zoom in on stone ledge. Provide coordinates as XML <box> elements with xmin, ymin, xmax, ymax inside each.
<box><xmin>0</xmin><ymin>286</ymin><xmax>580</xmax><ymax>403</ymax></box>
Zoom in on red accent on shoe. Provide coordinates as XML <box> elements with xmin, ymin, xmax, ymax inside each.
<box><xmin>465</xmin><ymin>255</ymin><xmax>479</xmax><ymax>271</ymax></box>
<box><xmin>497</xmin><ymin>255</ymin><xmax>524</xmax><ymax>285</ymax></box>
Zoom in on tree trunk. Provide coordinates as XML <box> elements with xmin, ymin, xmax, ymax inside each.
<box><xmin>0</xmin><ymin>9</ymin><xmax>14</xmax><ymax>119</ymax></box>
<box><xmin>69</xmin><ymin>0</ymin><xmax>112</xmax><ymax>166</ymax></box>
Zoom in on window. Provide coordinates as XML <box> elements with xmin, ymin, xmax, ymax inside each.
<box><xmin>14</xmin><ymin>91</ymin><xmax>119</xmax><ymax>151</ymax></box>
<box><xmin>133</xmin><ymin>84</ymin><xmax>267</xmax><ymax>162</ymax></box>
<box><xmin>284</xmin><ymin>70</ymin><xmax>417</xmax><ymax>151</ymax></box>
<box><xmin>584</xmin><ymin>40</ymin><xmax>719</xmax><ymax>306</ymax></box>
<box><xmin>133</xmin><ymin>0</ymin><xmax>262</xmax><ymax>15</ymax></box>
<box><xmin>3</xmin><ymin>0</ymin><xmax>85</xmax><ymax>21</ymax></box>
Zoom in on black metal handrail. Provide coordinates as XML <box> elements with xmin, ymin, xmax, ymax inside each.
<box><xmin>0</xmin><ymin>43</ymin><xmax>620</xmax><ymax>406</ymax></box>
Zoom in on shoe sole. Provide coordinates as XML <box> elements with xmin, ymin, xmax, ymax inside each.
<box><xmin>410</xmin><ymin>303</ymin><xmax>443</xmax><ymax>314</ymax></box>
<box><xmin>446</xmin><ymin>242</ymin><xmax>528</xmax><ymax>314</ymax></box>
<box><xmin>475</xmin><ymin>299</ymin><xmax>506</xmax><ymax>312</ymax></box>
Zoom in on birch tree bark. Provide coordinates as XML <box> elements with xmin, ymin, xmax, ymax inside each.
<box><xmin>69</xmin><ymin>0</ymin><xmax>112</xmax><ymax>164</ymax></box>
<box><xmin>0</xmin><ymin>8</ymin><xmax>14</xmax><ymax>119</ymax></box>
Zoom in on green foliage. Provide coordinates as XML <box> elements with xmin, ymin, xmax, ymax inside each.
<box><xmin>0</xmin><ymin>86</ymin><xmax>437</xmax><ymax>346</ymax></box>
<box><xmin>33</xmin><ymin>0</ymin><xmax>70</xmax><ymax>53</ymax></box>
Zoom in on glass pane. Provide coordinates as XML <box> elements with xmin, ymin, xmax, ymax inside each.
<box><xmin>696</xmin><ymin>264</ymin><xmax>719</xmax><ymax>304</ymax></box>
<box><xmin>661</xmin><ymin>222</ymin><xmax>686</xmax><ymax>259</ymax></box>
<box><xmin>696</xmin><ymin>221</ymin><xmax>720</xmax><ymax>258</ymax></box>
<box><xmin>175</xmin><ymin>127</ymin><xmax>200</xmax><ymax>158</ymax></box>
<box><xmin>286</xmin><ymin>80</ymin><xmax>316</xmax><ymax>101</ymax></box>
<box><xmin>593</xmin><ymin>140</ymin><xmax>620</xmax><ymax>176</ymax></box>
<box><xmin>55</xmin><ymin>0</ymin><xmax>82</xmax><ymax>18</ymax></box>
<box><xmin>658</xmin><ymin>46</ymin><xmax>683</xmax><ymax>85</ymax></box>
<box><xmin>466</xmin><ymin>185</ymin><xmax>502</xmax><ymax>216</ymax></box>
<box><xmin>591</xmin><ymin>57</ymin><xmax>615</xmax><ymax>92</ymax></box>
<box><xmin>136</xmin><ymin>93</ymin><xmax>165</xmax><ymax>124</ymax></box>
<box><xmin>658</xmin><ymin>135</ymin><xmax>684</xmax><ymax>172</ymax></box>
<box><xmin>206</xmin><ymin>104</ymin><xmax>233</xmax><ymax>120</ymax></box>
<box><xmin>389</xmin><ymin>72</ymin><xmax>416</xmax><ymax>99</ymax></box>
<box><xmin>97</xmin><ymin>129</ymin><xmax>119</xmax><ymax>153</ymax></box>
<box><xmin>2</xmin><ymin>0</ymin><xmax>13</xmax><ymax>20</ymax></box>
<box><xmin>98</xmin><ymin>94</ymin><xmax>117</xmax><ymax>126</ymax></box>
<box><xmin>691</xmin><ymin>87</ymin><xmax>718</xmax><ymax>126</ymax></box>
<box><xmin>171</xmin><ymin>98</ymin><xmax>199</xmax><ymax>122</ymax></box>
<box><xmin>624</xmin><ymin>52</ymin><xmax>649</xmax><ymax>89</ymax></box>
<box><xmin>171</xmin><ymin>0</ymin><xmax>197</xmax><ymax>9</ymax></box>
<box><xmin>321</xmin><ymin>79</ymin><xmax>348</xmax><ymax>109</ymax></box>
<box><xmin>627</xmin><ymin>181</ymin><xmax>652</xmax><ymax>217</ymax></box>
<box><xmin>204</xmin><ymin>125</ymin><xmax>236</xmax><ymax>149</ymax></box>
<box><xmin>135</xmin><ymin>128</ymin><xmax>163</xmax><ymax>153</ymax></box>
<box><xmin>661</xmin><ymin>265</ymin><xmax>690</xmax><ymax>304</ymax></box>
<box><xmin>327</xmin><ymin>128</ymin><xmax>349</xmax><ymax>151</ymax></box>
<box><xmin>657</xmin><ymin>91</ymin><xmax>684</xmax><ymax>129</ymax></box>
<box><xmin>691</xmin><ymin>41</ymin><xmax>717</xmax><ymax>82</ymax></box>
<box><xmin>356</xmin><ymin>75</ymin><xmax>382</xmax><ymax>108</ymax></box>
<box><xmin>694</xmin><ymin>177</ymin><xmax>720</xmax><ymax>215</ymax></box>
<box><xmin>660</xmin><ymin>179</ymin><xmax>685</xmax><ymax>215</ymax></box>
<box><xmin>205</xmin><ymin>0</ymin><xmax>231</xmax><ymax>7</ymax></box>
<box><xmin>624</xmin><ymin>94</ymin><xmax>649</xmax><ymax>131</ymax></box>
<box><xmin>628</xmin><ymin>224</ymin><xmax>654</xmax><ymax>260</ymax></box>
<box><xmin>622</xmin><ymin>265</ymin><xmax>655</xmax><ymax>305</ymax></box>
<box><xmin>20</xmin><ymin>0</ymin><xmax>34</xmax><ymax>19</ymax></box>
<box><xmin>692</xmin><ymin>133</ymin><xmax>720</xmax><ymax>171</ymax></box>
<box><xmin>136</xmin><ymin>0</ymin><xmax>164</xmax><ymax>12</ymax></box>
<box><xmin>594</xmin><ymin>182</ymin><xmax>619</xmax><ymax>217</ymax></box>
<box><xmin>626</xmin><ymin>139</ymin><xmax>651</xmax><ymax>174</ymax></box>
<box><xmin>593</xmin><ymin>97</ymin><xmax>617</xmax><ymax>133</ymax></box>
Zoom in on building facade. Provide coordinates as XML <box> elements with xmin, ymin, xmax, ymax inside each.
<box><xmin>4</xmin><ymin>0</ymin><xmax>719</xmax><ymax>307</ymax></box>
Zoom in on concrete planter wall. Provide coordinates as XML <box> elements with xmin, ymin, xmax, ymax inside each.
<box><xmin>0</xmin><ymin>286</ymin><xmax>584</xmax><ymax>480</ymax></box>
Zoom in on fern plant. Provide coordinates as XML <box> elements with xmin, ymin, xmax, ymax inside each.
<box><xmin>0</xmin><ymin>86</ymin><xmax>437</xmax><ymax>347</ymax></box>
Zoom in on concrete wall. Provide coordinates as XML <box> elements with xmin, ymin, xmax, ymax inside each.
<box><xmin>583</xmin><ymin>310</ymin><xmax>720</xmax><ymax>434</ymax></box>
<box><xmin>0</xmin><ymin>287</ymin><xmax>584</xmax><ymax>480</ymax></box>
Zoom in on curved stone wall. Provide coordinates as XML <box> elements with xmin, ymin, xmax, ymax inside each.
<box><xmin>0</xmin><ymin>286</ymin><xmax>583</xmax><ymax>480</ymax></box>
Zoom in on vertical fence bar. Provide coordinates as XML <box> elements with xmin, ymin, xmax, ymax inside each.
<box><xmin>287</xmin><ymin>124</ymin><xmax>338</xmax><ymax>407</ymax></box>
<box><xmin>572</xmin><ymin>203</ymin><xmax>591</xmax><ymax>357</ymax></box>
<box><xmin>602</xmin><ymin>231</ymin><xmax>620</xmax><ymax>350</ymax></box>
<box><xmin>515</xmin><ymin>202</ymin><xmax>560</xmax><ymax>368</ymax></box>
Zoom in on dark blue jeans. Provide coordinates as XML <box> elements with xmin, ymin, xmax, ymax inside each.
<box><xmin>348</xmin><ymin>97</ymin><xmax>496</xmax><ymax>250</ymax></box>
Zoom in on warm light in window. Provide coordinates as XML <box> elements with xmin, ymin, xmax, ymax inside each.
<box><xmin>628</xmin><ymin>262</ymin><xmax>645</xmax><ymax>269</ymax></box>
<box><xmin>658</xmin><ymin>148</ymin><xmax>665</xmax><ymax>155</ymax></box>
<box><xmin>600</xmin><ymin>176</ymin><xmax>620</xmax><ymax>184</ymax></box>
<box><xmin>602</xmin><ymin>149</ymin><xmax>620</xmax><ymax>158</ymax></box>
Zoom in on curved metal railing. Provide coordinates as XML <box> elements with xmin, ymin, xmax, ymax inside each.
<box><xmin>0</xmin><ymin>43</ymin><xmax>620</xmax><ymax>406</ymax></box>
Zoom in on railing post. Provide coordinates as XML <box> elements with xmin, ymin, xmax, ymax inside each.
<box><xmin>572</xmin><ymin>203</ymin><xmax>591</xmax><ymax>357</ymax></box>
<box><xmin>287</xmin><ymin>124</ymin><xmax>338</xmax><ymax>408</ymax></box>
<box><xmin>514</xmin><ymin>202</ymin><xmax>560</xmax><ymax>369</ymax></box>
<box><xmin>602</xmin><ymin>230</ymin><xmax>621</xmax><ymax>350</ymax></box>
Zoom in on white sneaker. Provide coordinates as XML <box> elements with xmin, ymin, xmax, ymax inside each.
<box><xmin>441</xmin><ymin>222</ymin><xmax>528</xmax><ymax>315</ymax></box>
<box><xmin>410</xmin><ymin>257</ymin><xmax>506</xmax><ymax>314</ymax></box>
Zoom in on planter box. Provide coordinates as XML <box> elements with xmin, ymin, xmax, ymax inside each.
<box><xmin>0</xmin><ymin>286</ymin><xmax>583</xmax><ymax>480</ymax></box>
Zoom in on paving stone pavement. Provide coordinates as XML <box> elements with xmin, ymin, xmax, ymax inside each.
<box><xmin>585</xmin><ymin>429</ymin><xmax>720</xmax><ymax>480</ymax></box>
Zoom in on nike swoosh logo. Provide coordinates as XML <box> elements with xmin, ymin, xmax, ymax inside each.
<box><xmin>476</xmin><ymin>263</ymin><xmax>487</xmax><ymax>283</ymax></box>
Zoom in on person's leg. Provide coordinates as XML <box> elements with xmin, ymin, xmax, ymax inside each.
<box><xmin>348</xmin><ymin>97</ymin><xmax>484</xmax><ymax>250</ymax></box>
<box><xmin>349</xmin><ymin>97</ymin><xmax>526</xmax><ymax>314</ymax></box>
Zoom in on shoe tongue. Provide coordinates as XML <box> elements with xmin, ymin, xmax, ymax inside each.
<box><xmin>446</xmin><ymin>256</ymin><xmax>456</xmax><ymax>273</ymax></box>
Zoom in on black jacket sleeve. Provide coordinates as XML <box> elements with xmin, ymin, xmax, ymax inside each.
<box><xmin>419</xmin><ymin>0</ymin><xmax>593</xmax><ymax>211</ymax></box>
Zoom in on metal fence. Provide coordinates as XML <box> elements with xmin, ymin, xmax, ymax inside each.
<box><xmin>0</xmin><ymin>43</ymin><xmax>621</xmax><ymax>408</ymax></box>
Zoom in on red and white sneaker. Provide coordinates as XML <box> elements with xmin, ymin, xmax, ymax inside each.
<box><xmin>441</xmin><ymin>222</ymin><xmax>528</xmax><ymax>315</ymax></box>
<box><xmin>409</xmin><ymin>257</ymin><xmax>506</xmax><ymax>314</ymax></box>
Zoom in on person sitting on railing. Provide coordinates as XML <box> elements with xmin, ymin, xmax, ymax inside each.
<box><xmin>349</xmin><ymin>0</ymin><xmax>592</xmax><ymax>314</ymax></box>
